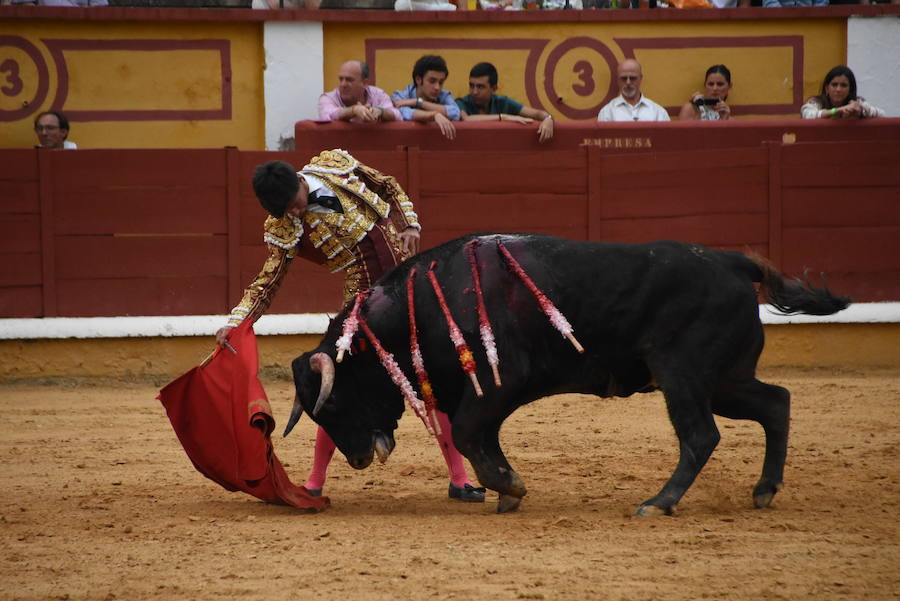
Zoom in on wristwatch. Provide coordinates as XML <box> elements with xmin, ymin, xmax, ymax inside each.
<box><xmin>416</xmin><ymin>97</ymin><xmax>423</xmax><ymax>110</ymax></box>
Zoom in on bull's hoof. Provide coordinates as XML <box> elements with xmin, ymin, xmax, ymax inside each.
<box><xmin>636</xmin><ymin>503</ymin><xmax>674</xmax><ymax>517</ymax></box>
<box><xmin>496</xmin><ymin>494</ymin><xmax>522</xmax><ymax>514</ymax></box>
<box><xmin>753</xmin><ymin>481</ymin><xmax>783</xmax><ymax>509</ymax></box>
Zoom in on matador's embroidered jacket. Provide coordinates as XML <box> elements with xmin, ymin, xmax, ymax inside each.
<box><xmin>226</xmin><ymin>149</ymin><xmax>420</xmax><ymax>327</ymax></box>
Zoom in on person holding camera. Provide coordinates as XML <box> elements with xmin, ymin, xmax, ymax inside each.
<box><xmin>678</xmin><ymin>65</ymin><xmax>733</xmax><ymax>121</ymax></box>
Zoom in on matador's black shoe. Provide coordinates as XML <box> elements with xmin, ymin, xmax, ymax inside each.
<box><xmin>448</xmin><ymin>483</ymin><xmax>486</xmax><ymax>502</ymax></box>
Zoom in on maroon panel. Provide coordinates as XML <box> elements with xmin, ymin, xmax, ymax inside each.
<box><xmin>781</xmin><ymin>226</ymin><xmax>900</xmax><ymax>274</ymax></box>
<box><xmin>423</xmin><ymin>226</ymin><xmax>584</xmax><ymax>251</ymax></box>
<box><xmin>599</xmin><ymin>214</ymin><xmax>768</xmax><ymax>246</ymax></box>
<box><xmin>419</xmin><ymin>193</ymin><xmax>588</xmax><ymax>237</ymax></box>
<box><xmin>56</xmin><ymin>275</ymin><xmax>226</xmax><ymax>317</ymax></box>
<box><xmin>596</xmin><ymin>186</ymin><xmax>768</xmax><ymax>219</ymax></box>
<box><xmin>419</xmin><ymin>151</ymin><xmax>587</xmax><ymax>194</ymax></box>
<box><xmin>55</xmin><ymin>235</ymin><xmax>226</xmax><ymax>279</ymax></box>
<box><xmin>0</xmin><ymin>286</ymin><xmax>42</xmax><ymax>318</ymax></box>
<box><xmin>268</xmin><ymin>268</ymin><xmax>344</xmax><ymax>314</ymax></box>
<box><xmin>49</xmin><ymin>149</ymin><xmax>227</xmax><ymax>188</ymax></box>
<box><xmin>782</xmin><ymin>163</ymin><xmax>900</xmax><ymax>188</ymax></box>
<box><xmin>782</xmin><ymin>187</ymin><xmax>900</xmax><ymax>228</ymax></box>
<box><xmin>781</xmin><ymin>140</ymin><xmax>900</xmax><ymax>165</ymax></box>
<box><xmin>0</xmin><ymin>181</ymin><xmax>40</xmax><ymax>215</ymax></box>
<box><xmin>237</xmin><ymin>247</ymin><xmax>343</xmax><ymax>314</ymax></box>
<box><xmin>817</xmin><ymin>271</ymin><xmax>900</xmax><ymax>303</ymax></box>
<box><xmin>780</xmin><ymin>141</ymin><xmax>899</xmax><ymax>187</ymax></box>
<box><xmin>54</xmin><ymin>189</ymin><xmax>226</xmax><ymax>235</ymax></box>
<box><xmin>597</xmin><ymin>147</ymin><xmax>767</xmax><ymax>178</ymax></box>
<box><xmin>0</xmin><ymin>150</ymin><xmax>38</xmax><ymax>180</ymax></box>
<box><xmin>0</xmin><ymin>252</ymin><xmax>41</xmax><ymax>287</ymax></box>
<box><xmin>0</xmin><ymin>213</ymin><xmax>41</xmax><ymax>254</ymax></box>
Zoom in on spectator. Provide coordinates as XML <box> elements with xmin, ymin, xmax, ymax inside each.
<box><xmin>801</xmin><ymin>65</ymin><xmax>885</xmax><ymax>120</ymax></box>
<box><xmin>392</xmin><ymin>55</ymin><xmax>459</xmax><ymax>140</ymax></box>
<box><xmin>678</xmin><ymin>64</ymin><xmax>733</xmax><ymax>121</ymax></box>
<box><xmin>456</xmin><ymin>62</ymin><xmax>554</xmax><ymax>143</ymax></box>
<box><xmin>395</xmin><ymin>0</ymin><xmax>456</xmax><ymax>8</ymax></box>
<box><xmin>597</xmin><ymin>59</ymin><xmax>670</xmax><ymax>122</ymax></box>
<box><xmin>763</xmin><ymin>0</ymin><xmax>826</xmax><ymax>6</ymax></box>
<box><xmin>251</xmin><ymin>0</ymin><xmax>317</xmax><ymax>8</ymax></box>
<box><xmin>318</xmin><ymin>61</ymin><xmax>400</xmax><ymax>123</ymax></box>
<box><xmin>9</xmin><ymin>0</ymin><xmax>108</xmax><ymax>5</ymax></box>
<box><xmin>34</xmin><ymin>111</ymin><xmax>77</xmax><ymax>149</ymax></box>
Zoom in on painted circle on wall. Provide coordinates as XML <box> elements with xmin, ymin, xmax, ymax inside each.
<box><xmin>0</xmin><ymin>36</ymin><xmax>50</xmax><ymax>122</ymax></box>
<box><xmin>543</xmin><ymin>37</ymin><xmax>619</xmax><ymax>121</ymax></box>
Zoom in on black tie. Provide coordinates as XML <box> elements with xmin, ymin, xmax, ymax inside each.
<box><xmin>308</xmin><ymin>189</ymin><xmax>341</xmax><ymax>212</ymax></box>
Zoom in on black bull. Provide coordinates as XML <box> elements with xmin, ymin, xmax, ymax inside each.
<box><xmin>285</xmin><ymin>234</ymin><xmax>850</xmax><ymax>515</ymax></box>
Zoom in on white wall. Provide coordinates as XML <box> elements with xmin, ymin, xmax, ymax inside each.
<box><xmin>263</xmin><ymin>22</ymin><xmax>324</xmax><ymax>150</ymax></box>
<box><xmin>848</xmin><ymin>16</ymin><xmax>900</xmax><ymax>117</ymax></box>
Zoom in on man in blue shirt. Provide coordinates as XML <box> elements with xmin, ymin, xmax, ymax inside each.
<box><xmin>456</xmin><ymin>62</ymin><xmax>554</xmax><ymax>143</ymax></box>
<box><xmin>392</xmin><ymin>55</ymin><xmax>459</xmax><ymax>140</ymax></box>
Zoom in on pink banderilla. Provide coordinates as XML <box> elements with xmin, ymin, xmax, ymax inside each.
<box><xmin>464</xmin><ymin>239</ymin><xmax>502</xmax><ymax>387</ymax></box>
<box><xmin>427</xmin><ymin>261</ymin><xmax>484</xmax><ymax>397</ymax></box>
<box><xmin>406</xmin><ymin>268</ymin><xmax>442</xmax><ymax>436</ymax></box>
<box><xmin>358</xmin><ymin>314</ymin><xmax>435</xmax><ymax>436</ymax></box>
<box><xmin>496</xmin><ymin>240</ymin><xmax>585</xmax><ymax>353</ymax></box>
<box><xmin>335</xmin><ymin>290</ymin><xmax>371</xmax><ymax>363</ymax></box>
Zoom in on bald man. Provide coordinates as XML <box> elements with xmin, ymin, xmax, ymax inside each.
<box><xmin>318</xmin><ymin>60</ymin><xmax>401</xmax><ymax>123</ymax></box>
<box><xmin>597</xmin><ymin>59</ymin><xmax>670</xmax><ymax>122</ymax></box>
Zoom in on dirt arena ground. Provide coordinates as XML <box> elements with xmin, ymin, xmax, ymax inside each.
<box><xmin>1</xmin><ymin>366</ymin><xmax>898</xmax><ymax>601</ymax></box>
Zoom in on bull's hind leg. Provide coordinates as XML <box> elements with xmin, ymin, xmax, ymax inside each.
<box><xmin>638</xmin><ymin>381</ymin><xmax>721</xmax><ymax>516</ymax></box>
<box><xmin>712</xmin><ymin>378</ymin><xmax>790</xmax><ymax>509</ymax></box>
<box><xmin>452</xmin><ymin>415</ymin><xmax>526</xmax><ymax>514</ymax></box>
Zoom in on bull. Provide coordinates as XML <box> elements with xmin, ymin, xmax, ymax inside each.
<box><xmin>284</xmin><ymin>234</ymin><xmax>850</xmax><ymax>515</ymax></box>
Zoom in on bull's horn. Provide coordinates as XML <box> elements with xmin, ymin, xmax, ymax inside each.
<box><xmin>283</xmin><ymin>394</ymin><xmax>303</xmax><ymax>438</ymax></box>
<box><xmin>309</xmin><ymin>352</ymin><xmax>335</xmax><ymax>417</ymax></box>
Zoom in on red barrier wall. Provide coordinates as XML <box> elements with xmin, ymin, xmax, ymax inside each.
<box><xmin>1</xmin><ymin>123</ymin><xmax>898</xmax><ymax>318</ymax></box>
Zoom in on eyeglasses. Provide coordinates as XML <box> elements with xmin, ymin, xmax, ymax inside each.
<box><xmin>35</xmin><ymin>125</ymin><xmax>61</xmax><ymax>132</ymax></box>
<box><xmin>619</xmin><ymin>76</ymin><xmax>640</xmax><ymax>82</ymax></box>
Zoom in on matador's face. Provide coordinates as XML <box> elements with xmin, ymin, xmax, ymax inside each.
<box><xmin>285</xmin><ymin>175</ymin><xmax>310</xmax><ymax>218</ymax></box>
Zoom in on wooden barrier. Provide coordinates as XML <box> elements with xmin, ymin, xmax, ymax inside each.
<box><xmin>1</xmin><ymin>123</ymin><xmax>898</xmax><ymax>318</ymax></box>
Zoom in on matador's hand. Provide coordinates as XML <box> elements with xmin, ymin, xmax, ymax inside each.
<box><xmin>215</xmin><ymin>326</ymin><xmax>234</xmax><ymax>346</ymax></box>
<box><xmin>398</xmin><ymin>227</ymin><xmax>421</xmax><ymax>256</ymax></box>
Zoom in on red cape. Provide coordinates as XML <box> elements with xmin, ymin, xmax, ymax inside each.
<box><xmin>157</xmin><ymin>321</ymin><xmax>329</xmax><ymax>511</ymax></box>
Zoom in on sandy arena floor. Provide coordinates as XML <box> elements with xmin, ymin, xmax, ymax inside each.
<box><xmin>1</xmin><ymin>366</ymin><xmax>898</xmax><ymax>601</ymax></box>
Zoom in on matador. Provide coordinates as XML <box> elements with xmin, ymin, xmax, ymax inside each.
<box><xmin>216</xmin><ymin>149</ymin><xmax>485</xmax><ymax>503</ymax></box>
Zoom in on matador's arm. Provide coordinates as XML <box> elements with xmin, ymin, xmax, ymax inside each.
<box><xmin>226</xmin><ymin>244</ymin><xmax>294</xmax><ymax>327</ymax></box>
<box><xmin>354</xmin><ymin>163</ymin><xmax>421</xmax><ymax>233</ymax></box>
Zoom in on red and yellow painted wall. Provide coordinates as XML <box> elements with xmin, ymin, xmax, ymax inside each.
<box><xmin>1</xmin><ymin>16</ymin><xmax>264</xmax><ymax>149</ymax></box>
<box><xmin>2</xmin><ymin>7</ymin><xmax>898</xmax><ymax>150</ymax></box>
<box><xmin>324</xmin><ymin>19</ymin><xmax>845</xmax><ymax>121</ymax></box>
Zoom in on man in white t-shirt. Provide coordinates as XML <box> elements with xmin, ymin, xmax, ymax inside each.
<box><xmin>597</xmin><ymin>59</ymin><xmax>670</xmax><ymax>123</ymax></box>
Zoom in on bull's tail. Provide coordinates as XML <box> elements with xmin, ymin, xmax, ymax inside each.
<box><xmin>746</xmin><ymin>253</ymin><xmax>851</xmax><ymax>316</ymax></box>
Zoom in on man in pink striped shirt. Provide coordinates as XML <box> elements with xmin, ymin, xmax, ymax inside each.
<box><xmin>318</xmin><ymin>60</ymin><xmax>401</xmax><ymax>123</ymax></box>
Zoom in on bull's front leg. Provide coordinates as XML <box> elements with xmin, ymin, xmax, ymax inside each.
<box><xmin>451</xmin><ymin>413</ymin><xmax>526</xmax><ymax>513</ymax></box>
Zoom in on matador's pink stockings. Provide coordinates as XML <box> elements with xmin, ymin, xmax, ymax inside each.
<box><xmin>303</xmin><ymin>410</ymin><xmax>474</xmax><ymax>491</ymax></box>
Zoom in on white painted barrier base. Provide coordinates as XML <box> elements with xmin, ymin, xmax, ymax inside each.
<box><xmin>0</xmin><ymin>303</ymin><xmax>897</xmax><ymax>340</ymax></box>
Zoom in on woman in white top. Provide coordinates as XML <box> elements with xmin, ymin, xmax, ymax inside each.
<box><xmin>801</xmin><ymin>65</ymin><xmax>885</xmax><ymax>120</ymax></box>
<box><xmin>679</xmin><ymin>64</ymin><xmax>732</xmax><ymax>121</ymax></box>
